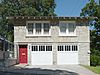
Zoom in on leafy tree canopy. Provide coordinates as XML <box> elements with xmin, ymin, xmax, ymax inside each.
<box><xmin>80</xmin><ymin>0</ymin><xmax>100</xmax><ymax>66</ymax></box>
<box><xmin>0</xmin><ymin>0</ymin><xmax>56</xmax><ymax>41</ymax></box>
<box><xmin>0</xmin><ymin>0</ymin><xmax>56</xmax><ymax>16</ymax></box>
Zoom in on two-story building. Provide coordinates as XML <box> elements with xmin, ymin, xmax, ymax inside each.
<box><xmin>8</xmin><ymin>16</ymin><xmax>90</xmax><ymax>65</ymax></box>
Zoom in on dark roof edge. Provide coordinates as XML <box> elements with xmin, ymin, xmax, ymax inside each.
<box><xmin>6</xmin><ymin>16</ymin><xmax>94</xmax><ymax>20</ymax></box>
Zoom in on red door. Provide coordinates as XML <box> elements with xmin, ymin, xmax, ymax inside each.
<box><xmin>19</xmin><ymin>45</ymin><xmax>27</xmax><ymax>64</ymax></box>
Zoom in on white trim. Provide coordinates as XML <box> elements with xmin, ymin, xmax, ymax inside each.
<box><xmin>42</xmin><ymin>23</ymin><xmax>43</xmax><ymax>35</ymax></box>
<box><xmin>31</xmin><ymin>44</ymin><xmax>53</xmax><ymax>65</ymax></box>
<box><xmin>28</xmin><ymin>44</ymin><xmax>31</xmax><ymax>65</ymax></box>
<box><xmin>57</xmin><ymin>44</ymin><xmax>78</xmax><ymax>65</ymax></box>
<box><xmin>26</xmin><ymin>21</ymin><xmax>51</xmax><ymax>36</ymax></box>
<box><xmin>27</xmin><ymin>21</ymin><xmax>50</xmax><ymax>23</ymax></box>
<box><xmin>59</xmin><ymin>21</ymin><xmax>76</xmax><ymax>36</ymax></box>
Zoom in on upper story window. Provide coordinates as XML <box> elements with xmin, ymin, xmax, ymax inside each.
<box><xmin>59</xmin><ymin>22</ymin><xmax>66</xmax><ymax>34</ymax></box>
<box><xmin>35</xmin><ymin>23</ymin><xmax>42</xmax><ymax>35</ymax></box>
<box><xmin>43</xmin><ymin>23</ymin><xmax>50</xmax><ymax>34</ymax></box>
<box><xmin>26</xmin><ymin>21</ymin><xmax>51</xmax><ymax>36</ymax></box>
<box><xmin>27</xmin><ymin>23</ymin><xmax>33</xmax><ymax>34</ymax></box>
<box><xmin>59</xmin><ymin>21</ymin><xmax>76</xmax><ymax>36</ymax></box>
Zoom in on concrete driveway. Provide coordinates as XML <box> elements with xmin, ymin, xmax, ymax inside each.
<box><xmin>1</xmin><ymin>64</ymin><xmax>97</xmax><ymax>75</ymax></box>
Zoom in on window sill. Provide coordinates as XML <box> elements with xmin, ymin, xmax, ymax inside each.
<box><xmin>26</xmin><ymin>35</ymin><xmax>51</xmax><ymax>37</ymax></box>
<box><xmin>59</xmin><ymin>35</ymin><xmax>77</xmax><ymax>37</ymax></box>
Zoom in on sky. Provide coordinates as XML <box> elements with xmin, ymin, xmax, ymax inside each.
<box><xmin>0</xmin><ymin>0</ymin><xmax>98</xmax><ymax>17</ymax></box>
<box><xmin>55</xmin><ymin>0</ymin><xmax>98</xmax><ymax>17</ymax></box>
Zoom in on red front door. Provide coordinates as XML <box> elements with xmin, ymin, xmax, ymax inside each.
<box><xmin>19</xmin><ymin>45</ymin><xmax>27</xmax><ymax>64</ymax></box>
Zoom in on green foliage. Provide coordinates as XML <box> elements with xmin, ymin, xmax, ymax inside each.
<box><xmin>84</xmin><ymin>66</ymin><xmax>100</xmax><ymax>74</ymax></box>
<box><xmin>0</xmin><ymin>0</ymin><xmax>56</xmax><ymax>41</ymax></box>
<box><xmin>90</xmin><ymin>55</ymin><xmax>100</xmax><ymax>66</ymax></box>
<box><xmin>0</xmin><ymin>0</ymin><xmax>56</xmax><ymax>16</ymax></box>
<box><xmin>0</xmin><ymin>19</ymin><xmax>8</xmax><ymax>36</ymax></box>
<box><xmin>80</xmin><ymin>0</ymin><xmax>97</xmax><ymax>17</ymax></box>
<box><xmin>80</xmin><ymin>0</ymin><xmax>100</xmax><ymax>66</ymax></box>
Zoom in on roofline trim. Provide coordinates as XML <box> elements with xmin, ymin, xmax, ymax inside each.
<box><xmin>6</xmin><ymin>16</ymin><xmax>91</xmax><ymax>20</ymax></box>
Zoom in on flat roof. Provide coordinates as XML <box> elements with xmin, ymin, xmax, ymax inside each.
<box><xmin>6</xmin><ymin>16</ymin><xmax>89</xmax><ymax>20</ymax></box>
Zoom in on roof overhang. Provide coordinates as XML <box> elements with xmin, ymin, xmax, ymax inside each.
<box><xmin>6</xmin><ymin>16</ymin><xmax>92</xmax><ymax>25</ymax></box>
<box><xmin>6</xmin><ymin>16</ymin><xmax>89</xmax><ymax>20</ymax></box>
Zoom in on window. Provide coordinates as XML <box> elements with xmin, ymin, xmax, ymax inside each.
<box><xmin>72</xmin><ymin>45</ymin><xmax>74</xmax><ymax>51</ymax></box>
<box><xmin>58</xmin><ymin>46</ymin><xmax>64</xmax><ymax>51</ymax></box>
<box><xmin>59</xmin><ymin>21</ymin><xmax>76</xmax><ymax>36</ymax></box>
<box><xmin>32</xmin><ymin>46</ymin><xmax>38</xmax><ymax>51</ymax></box>
<box><xmin>31</xmin><ymin>45</ymin><xmax>52</xmax><ymax>51</ymax></box>
<box><xmin>59</xmin><ymin>23</ymin><xmax>66</xmax><ymax>34</ymax></box>
<box><xmin>27</xmin><ymin>21</ymin><xmax>50</xmax><ymax>36</ymax></box>
<box><xmin>58</xmin><ymin>45</ymin><xmax>78</xmax><ymax>51</ymax></box>
<box><xmin>72</xmin><ymin>45</ymin><xmax>78</xmax><ymax>51</ymax></box>
<box><xmin>68</xmin><ymin>23</ymin><xmax>76</xmax><ymax>34</ymax></box>
<box><xmin>65</xmin><ymin>45</ymin><xmax>70</xmax><ymax>51</ymax></box>
<box><xmin>46</xmin><ymin>46</ymin><xmax>52</xmax><ymax>51</ymax></box>
<box><xmin>43</xmin><ymin>23</ymin><xmax>50</xmax><ymax>34</ymax></box>
<box><xmin>39</xmin><ymin>46</ymin><xmax>45</xmax><ymax>51</ymax></box>
<box><xmin>27</xmin><ymin>23</ymin><xmax>33</xmax><ymax>34</ymax></box>
<box><xmin>35</xmin><ymin>23</ymin><xmax>42</xmax><ymax>35</ymax></box>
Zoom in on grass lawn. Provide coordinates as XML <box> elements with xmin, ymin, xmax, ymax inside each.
<box><xmin>84</xmin><ymin>66</ymin><xmax>100</xmax><ymax>74</ymax></box>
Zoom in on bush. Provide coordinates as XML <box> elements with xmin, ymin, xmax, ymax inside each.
<box><xmin>90</xmin><ymin>55</ymin><xmax>100</xmax><ymax>66</ymax></box>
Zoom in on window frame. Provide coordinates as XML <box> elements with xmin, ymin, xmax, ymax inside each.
<box><xmin>31</xmin><ymin>45</ymin><xmax>52</xmax><ymax>51</ymax></box>
<box><xmin>26</xmin><ymin>21</ymin><xmax>51</xmax><ymax>36</ymax></box>
<box><xmin>59</xmin><ymin>21</ymin><xmax>76</xmax><ymax>36</ymax></box>
<box><xmin>58</xmin><ymin>45</ymin><xmax>78</xmax><ymax>51</ymax></box>
<box><xmin>27</xmin><ymin>23</ymin><xmax>34</xmax><ymax>35</ymax></box>
<box><xmin>43</xmin><ymin>23</ymin><xmax>50</xmax><ymax>35</ymax></box>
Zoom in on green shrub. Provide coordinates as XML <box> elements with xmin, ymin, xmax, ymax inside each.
<box><xmin>90</xmin><ymin>55</ymin><xmax>100</xmax><ymax>66</ymax></box>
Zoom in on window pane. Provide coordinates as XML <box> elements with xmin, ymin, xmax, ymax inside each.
<box><xmin>58</xmin><ymin>46</ymin><xmax>64</xmax><ymax>51</ymax></box>
<box><xmin>72</xmin><ymin>45</ymin><xmax>74</xmax><ymax>51</ymax></box>
<box><xmin>72</xmin><ymin>45</ymin><xmax>78</xmax><ymax>51</ymax></box>
<box><xmin>60</xmin><ymin>46</ymin><xmax>64</xmax><ymax>51</ymax></box>
<box><xmin>46</xmin><ymin>46</ymin><xmax>52</xmax><ymax>51</ymax></box>
<box><xmin>68</xmin><ymin>23</ymin><xmax>76</xmax><ymax>33</ymax></box>
<box><xmin>27</xmin><ymin>23</ymin><xmax>33</xmax><ymax>34</ymax></box>
<box><xmin>65</xmin><ymin>45</ymin><xmax>70</xmax><ymax>51</ymax></box>
<box><xmin>39</xmin><ymin>46</ymin><xmax>45</xmax><ymax>51</ymax></box>
<box><xmin>75</xmin><ymin>45</ymin><xmax>78</xmax><ymax>51</ymax></box>
<box><xmin>65</xmin><ymin>45</ymin><xmax>68</xmax><ymax>51</ymax></box>
<box><xmin>74</xmin><ymin>45</ymin><xmax>76</xmax><ymax>51</ymax></box>
<box><xmin>35</xmin><ymin>23</ymin><xmax>42</xmax><ymax>34</ymax></box>
<box><xmin>60</xmin><ymin>23</ymin><xmax>67</xmax><ymax>34</ymax></box>
<box><xmin>44</xmin><ymin>23</ymin><xmax>50</xmax><ymax>34</ymax></box>
<box><xmin>32</xmin><ymin>46</ymin><xmax>38</xmax><ymax>51</ymax></box>
<box><xmin>68</xmin><ymin>46</ymin><xmax>71</xmax><ymax>51</ymax></box>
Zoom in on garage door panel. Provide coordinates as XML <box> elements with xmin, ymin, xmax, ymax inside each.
<box><xmin>57</xmin><ymin>45</ymin><xmax>78</xmax><ymax>65</ymax></box>
<box><xmin>31</xmin><ymin>45</ymin><xmax>52</xmax><ymax>65</ymax></box>
<box><xmin>57</xmin><ymin>51</ymin><xmax>78</xmax><ymax>64</ymax></box>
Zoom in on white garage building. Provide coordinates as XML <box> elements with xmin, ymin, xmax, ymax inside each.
<box><xmin>8</xmin><ymin>16</ymin><xmax>90</xmax><ymax>65</ymax></box>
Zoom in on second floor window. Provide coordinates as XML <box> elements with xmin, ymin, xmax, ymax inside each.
<box><xmin>27</xmin><ymin>21</ymin><xmax>50</xmax><ymax>36</ymax></box>
<box><xmin>44</xmin><ymin>23</ymin><xmax>50</xmax><ymax>34</ymax></box>
<box><xmin>27</xmin><ymin>23</ymin><xmax>33</xmax><ymax>34</ymax></box>
<box><xmin>59</xmin><ymin>21</ymin><xmax>76</xmax><ymax>36</ymax></box>
<box><xmin>35</xmin><ymin>23</ymin><xmax>42</xmax><ymax>35</ymax></box>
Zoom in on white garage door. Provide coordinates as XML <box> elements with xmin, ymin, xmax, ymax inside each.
<box><xmin>57</xmin><ymin>45</ymin><xmax>78</xmax><ymax>65</ymax></box>
<box><xmin>31</xmin><ymin>45</ymin><xmax>52</xmax><ymax>65</ymax></box>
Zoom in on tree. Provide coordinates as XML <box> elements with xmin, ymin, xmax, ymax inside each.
<box><xmin>80</xmin><ymin>0</ymin><xmax>100</xmax><ymax>66</ymax></box>
<box><xmin>0</xmin><ymin>0</ymin><xmax>56</xmax><ymax>42</ymax></box>
<box><xmin>0</xmin><ymin>0</ymin><xmax>56</xmax><ymax>16</ymax></box>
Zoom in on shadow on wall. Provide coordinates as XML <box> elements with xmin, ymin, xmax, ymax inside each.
<box><xmin>2</xmin><ymin>67</ymin><xmax>79</xmax><ymax>75</ymax></box>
